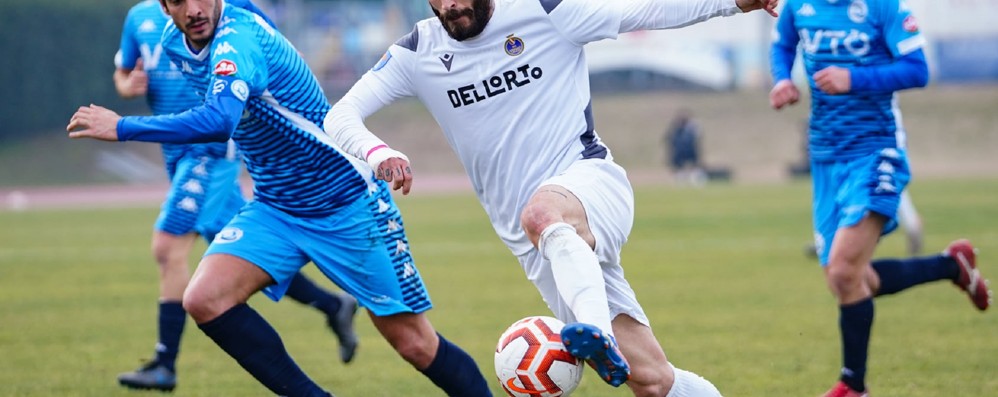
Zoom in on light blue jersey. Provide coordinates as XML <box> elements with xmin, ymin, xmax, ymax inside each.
<box><xmin>771</xmin><ymin>0</ymin><xmax>925</xmax><ymax>161</ymax></box>
<box><xmin>117</xmin><ymin>0</ymin><xmax>231</xmax><ymax>170</ymax></box>
<box><xmin>159</xmin><ymin>4</ymin><xmax>372</xmax><ymax>217</ymax></box>
<box><xmin>118</xmin><ymin>0</ymin><xmax>242</xmax><ymax>237</ymax></box>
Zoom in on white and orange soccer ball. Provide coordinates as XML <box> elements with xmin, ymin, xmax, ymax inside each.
<box><xmin>494</xmin><ymin>316</ymin><xmax>584</xmax><ymax>397</ymax></box>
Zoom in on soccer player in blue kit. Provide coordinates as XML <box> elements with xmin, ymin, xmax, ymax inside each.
<box><xmin>112</xmin><ymin>0</ymin><xmax>360</xmax><ymax>392</ymax></box>
<box><xmin>71</xmin><ymin>1</ymin><xmax>492</xmax><ymax>396</ymax></box>
<box><xmin>769</xmin><ymin>0</ymin><xmax>992</xmax><ymax>395</ymax></box>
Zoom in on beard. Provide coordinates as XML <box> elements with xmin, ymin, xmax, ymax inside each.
<box><xmin>433</xmin><ymin>0</ymin><xmax>492</xmax><ymax>41</ymax></box>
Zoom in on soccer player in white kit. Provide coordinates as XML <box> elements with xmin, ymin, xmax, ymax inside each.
<box><xmin>324</xmin><ymin>0</ymin><xmax>779</xmax><ymax>395</ymax></box>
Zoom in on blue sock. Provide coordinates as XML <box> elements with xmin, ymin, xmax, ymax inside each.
<box><xmin>286</xmin><ymin>273</ymin><xmax>341</xmax><ymax>314</ymax></box>
<box><xmin>839</xmin><ymin>298</ymin><xmax>874</xmax><ymax>393</ymax></box>
<box><xmin>873</xmin><ymin>254</ymin><xmax>959</xmax><ymax>296</ymax></box>
<box><xmin>197</xmin><ymin>303</ymin><xmax>329</xmax><ymax>397</ymax></box>
<box><xmin>420</xmin><ymin>333</ymin><xmax>492</xmax><ymax>397</ymax></box>
<box><xmin>153</xmin><ymin>301</ymin><xmax>186</xmax><ymax>372</ymax></box>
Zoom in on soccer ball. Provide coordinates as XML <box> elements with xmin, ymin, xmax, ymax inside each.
<box><xmin>494</xmin><ymin>316</ymin><xmax>584</xmax><ymax>397</ymax></box>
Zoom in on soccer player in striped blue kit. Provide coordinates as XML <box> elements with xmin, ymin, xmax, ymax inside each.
<box><xmin>72</xmin><ymin>1</ymin><xmax>491</xmax><ymax>396</ymax></box>
<box><xmin>325</xmin><ymin>0</ymin><xmax>777</xmax><ymax>396</ymax></box>
<box><xmin>112</xmin><ymin>0</ymin><xmax>360</xmax><ymax>392</ymax></box>
<box><xmin>769</xmin><ymin>0</ymin><xmax>992</xmax><ymax>395</ymax></box>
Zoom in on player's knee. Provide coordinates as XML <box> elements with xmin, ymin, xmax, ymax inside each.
<box><xmin>825</xmin><ymin>263</ymin><xmax>864</xmax><ymax>294</ymax></box>
<box><xmin>520</xmin><ymin>203</ymin><xmax>560</xmax><ymax>244</ymax></box>
<box><xmin>391</xmin><ymin>333</ymin><xmax>437</xmax><ymax>369</ymax></box>
<box><xmin>182</xmin><ymin>285</ymin><xmax>227</xmax><ymax>323</ymax></box>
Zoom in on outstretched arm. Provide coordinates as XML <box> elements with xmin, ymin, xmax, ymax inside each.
<box><xmin>617</xmin><ymin>0</ymin><xmax>778</xmax><ymax>34</ymax></box>
<box><xmin>68</xmin><ymin>76</ymin><xmax>247</xmax><ymax>144</ymax></box>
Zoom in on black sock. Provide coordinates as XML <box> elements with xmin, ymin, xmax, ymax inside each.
<box><xmin>197</xmin><ymin>303</ymin><xmax>328</xmax><ymax>397</ymax></box>
<box><xmin>153</xmin><ymin>301</ymin><xmax>186</xmax><ymax>372</ymax></box>
<box><xmin>873</xmin><ymin>254</ymin><xmax>959</xmax><ymax>296</ymax></box>
<box><xmin>419</xmin><ymin>333</ymin><xmax>493</xmax><ymax>397</ymax></box>
<box><xmin>839</xmin><ymin>298</ymin><xmax>874</xmax><ymax>393</ymax></box>
<box><xmin>286</xmin><ymin>273</ymin><xmax>341</xmax><ymax>314</ymax></box>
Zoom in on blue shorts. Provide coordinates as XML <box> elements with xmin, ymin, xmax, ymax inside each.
<box><xmin>811</xmin><ymin>148</ymin><xmax>911</xmax><ymax>266</ymax></box>
<box><xmin>155</xmin><ymin>154</ymin><xmax>245</xmax><ymax>241</ymax></box>
<box><xmin>204</xmin><ymin>184</ymin><xmax>432</xmax><ymax>316</ymax></box>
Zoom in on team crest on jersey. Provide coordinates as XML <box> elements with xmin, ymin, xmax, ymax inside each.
<box><xmin>504</xmin><ymin>34</ymin><xmax>524</xmax><ymax>56</ymax></box>
<box><xmin>213</xmin><ymin>60</ymin><xmax>238</xmax><ymax>76</ymax></box>
<box><xmin>372</xmin><ymin>50</ymin><xmax>392</xmax><ymax>71</ymax></box>
<box><xmin>902</xmin><ymin>15</ymin><xmax>919</xmax><ymax>32</ymax></box>
<box><xmin>231</xmin><ymin>80</ymin><xmax>250</xmax><ymax>101</ymax></box>
<box><xmin>213</xmin><ymin>227</ymin><xmax>244</xmax><ymax>244</ymax></box>
<box><xmin>848</xmin><ymin>0</ymin><xmax>868</xmax><ymax>23</ymax></box>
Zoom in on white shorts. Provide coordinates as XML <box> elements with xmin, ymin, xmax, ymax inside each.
<box><xmin>516</xmin><ymin>158</ymin><xmax>649</xmax><ymax>326</ymax></box>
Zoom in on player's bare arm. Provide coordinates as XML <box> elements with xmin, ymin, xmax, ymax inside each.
<box><xmin>737</xmin><ymin>0</ymin><xmax>780</xmax><ymax>17</ymax></box>
<box><xmin>814</xmin><ymin>66</ymin><xmax>851</xmax><ymax>94</ymax></box>
<box><xmin>67</xmin><ymin>104</ymin><xmax>121</xmax><ymax>141</ymax></box>
<box><xmin>769</xmin><ymin>79</ymin><xmax>800</xmax><ymax>110</ymax></box>
<box><xmin>113</xmin><ymin>58</ymin><xmax>148</xmax><ymax>98</ymax></box>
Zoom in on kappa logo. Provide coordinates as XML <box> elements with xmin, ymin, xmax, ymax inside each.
<box><xmin>182</xmin><ymin>60</ymin><xmax>194</xmax><ymax>74</ymax></box>
<box><xmin>439</xmin><ymin>53</ymin><xmax>454</xmax><ymax>71</ymax></box>
<box><xmin>797</xmin><ymin>3</ymin><xmax>816</xmax><ymax>17</ymax></box>
<box><xmin>138</xmin><ymin>19</ymin><xmax>157</xmax><ymax>33</ymax></box>
<box><xmin>215</xmin><ymin>41</ymin><xmax>238</xmax><ymax>55</ymax></box>
<box><xmin>214</xmin><ymin>227</ymin><xmax>244</xmax><ymax>244</ymax></box>
<box><xmin>214</xmin><ymin>60</ymin><xmax>238</xmax><ymax>76</ymax></box>
<box><xmin>177</xmin><ymin>197</ymin><xmax>199</xmax><ymax>212</ymax></box>
<box><xmin>216</xmin><ymin>26</ymin><xmax>238</xmax><ymax>39</ymax></box>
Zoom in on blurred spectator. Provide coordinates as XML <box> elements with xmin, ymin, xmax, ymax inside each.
<box><xmin>665</xmin><ymin>109</ymin><xmax>707</xmax><ymax>186</ymax></box>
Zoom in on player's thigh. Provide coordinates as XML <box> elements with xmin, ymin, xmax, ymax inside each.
<box><xmin>540</xmin><ymin>158</ymin><xmax>634</xmax><ymax>257</ymax></box>
<box><xmin>203</xmin><ymin>201</ymin><xmax>311</xmax><ymax>302</ymax></box>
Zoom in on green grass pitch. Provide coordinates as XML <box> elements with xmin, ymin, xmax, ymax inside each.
<box><xmin>1</xmin><ymin>178</ymin><xmax>995</xmax><ymax>396</ymax></box>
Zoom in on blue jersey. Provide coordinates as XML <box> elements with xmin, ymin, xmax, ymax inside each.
<box><xmin>117</xmin><ymin>0</ymin><xmax>231</xmax><ymax>173</ymax></box>
<box><xmin>771</xmin><ymin>0</ymin><xmax>926</xmax><ymax>161</ymax></box>
<box><xmin>157</xmin><ymin>4</ymin><xmax>373</xmax><ymax>217</ymax></box>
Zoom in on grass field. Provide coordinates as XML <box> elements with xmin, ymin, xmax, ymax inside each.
<box><xmin>1</xmin><ymin>178</ymin><xmax>996</xmax><ymax>396</ymax></box>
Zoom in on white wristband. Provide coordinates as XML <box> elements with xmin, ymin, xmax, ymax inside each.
<box><xmin>366</xmin><ymin>146</ymin><xmax>410</xmax><ymax>171</ymax></box>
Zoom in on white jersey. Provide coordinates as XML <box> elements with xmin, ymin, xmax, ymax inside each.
<box><xmin>326</xmin><ymin>0</ymin><xmax>741</xmax><ymax>254</ymax></box>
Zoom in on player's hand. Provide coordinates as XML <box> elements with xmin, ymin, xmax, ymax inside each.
<box><xmin>737</xmin><ymin>0</ymin><xmax>779</xmax><ymax>17</ymax></box>
<box><xmin>814</xmin><ymin>66</ymin><xmax>851</xmax><ymax>94</ymax></box>
<box><xmin>769</xmin><ymin>79</ymin><xmax>800</xmax><ymax>110</ymax></box>
<box><xmin>118</xmin><ymin>59</ymin><xmax>149</xmax><ymax>98</ymax></box>
<box><xmin>367</xmin><ymin>146</ymin><xmax>414</xmax><ymax>195</ymax></box>
<box><xmin>66</xmin><ymin>104</ymin><xmax>122</xmax><ymax>141</ymax></box>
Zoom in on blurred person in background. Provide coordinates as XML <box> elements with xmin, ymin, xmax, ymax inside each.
<box><xmin>324</xmin><ymin>0</ymin><xmax>779</xmax><ymax>395</ymax></box>
<box><xmin>73</xmin><ymin>0</ymin><xmax>492</xmax><ymax>396</ymax></box>
<box><xmin>664</xmin><ymin>109</ymin><xmax>707</xmax><ymax>186</ymax></box>
<box><xmin>769</xmin><ymin>0</ymin><xmax>991</xmax><ymax>396</ymax></box>
<box><xmin>112</xmin><ymin>0</ymin><xmax>358</xmax><ymax>391</ymax></box>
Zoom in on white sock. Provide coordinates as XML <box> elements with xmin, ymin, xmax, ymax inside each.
<box><xmin>666</xmin><ymin>366</ymin><xmax>723</xmax><ymax>397</ymax></box>
<box><xmin>539</xmin><ymin>222</ymin><xmax>614</xmax><ymax>336</ymax></box>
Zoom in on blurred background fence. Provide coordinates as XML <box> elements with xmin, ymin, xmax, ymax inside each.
<box><xmin>1</xmin><ymin>0</ymin><xmax>995</xmax><ymax>188</ymax></box>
